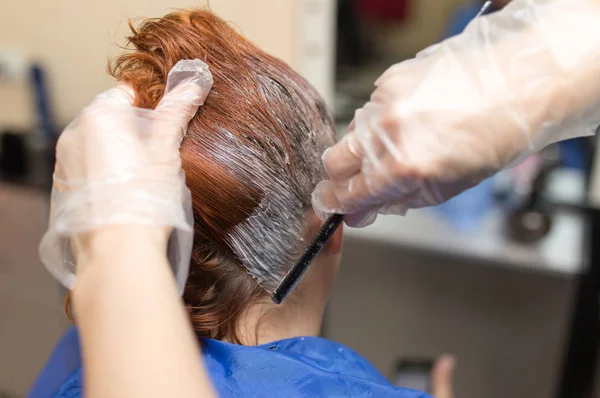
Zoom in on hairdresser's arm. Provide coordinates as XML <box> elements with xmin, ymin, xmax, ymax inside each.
<box><xmin>38</xmin><ymin>60</ymin><xmax>216</xmax><ymax>397</ymax></box>
<box><xmin>313</xmin><ymin>0</ymin><xmax>600</xmax><ymax>227</ymax></box>
<box><xmin>72</xmin><ymin>226</ymin><xmax>215</xmax><ymax>398</ymax></box>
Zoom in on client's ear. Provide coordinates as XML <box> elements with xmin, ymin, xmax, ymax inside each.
<box><xmin>326</xmin><ymin>221</ymin><xmax>343</xmax><ymax>255</ymax></box>
<box><xmin>305</xmin><ymin>211</ymin><xmax>344</xmax><ymax>256</ymax></box>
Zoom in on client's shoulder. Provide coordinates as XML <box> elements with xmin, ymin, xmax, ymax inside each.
<box><xmin>29</xmin><ymin>327</ymin><xmax>83</xmax><ymax>398</ymax></box>
<box><xmin>201</xmin><ymin>337</ymin><xmax>432</xmax><ymax>398</ymax></box>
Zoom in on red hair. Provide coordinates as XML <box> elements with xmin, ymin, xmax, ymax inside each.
<box><xmin>106</xmin><ymin>9</ymin><xmax>335</xmax><ymax>343</ymax></box>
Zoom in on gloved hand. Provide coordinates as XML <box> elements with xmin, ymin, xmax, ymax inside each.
<box><xmin>39</xmin><ymin>59</ymin><xmax>213</xmax><ymax>292</ymax></box>
<box><xmin>313</xmin><ymin>0</ymin><xmax>600</xmax><ymax>227</ymax></box>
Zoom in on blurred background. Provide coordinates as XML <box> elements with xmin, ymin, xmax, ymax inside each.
<box><xmin>0</xmin><ymin>0</ymin><xmax>598</xmax><ymax>397</ymax></box>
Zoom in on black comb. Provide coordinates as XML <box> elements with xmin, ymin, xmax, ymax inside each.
<box><xmin>272</xmin><ymin>214</ymin><xmax>344</xmax><ymax>304</ymax></box>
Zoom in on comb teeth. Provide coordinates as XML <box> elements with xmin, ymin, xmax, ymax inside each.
<box><xmin>271</xmin><ymin>214</ymin><xmax>344</xmax><ymax>304</ymax></box>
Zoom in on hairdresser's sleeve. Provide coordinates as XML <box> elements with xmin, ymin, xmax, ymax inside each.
<box><xmin>313</xmin><ymin>0</ymin><xmax>600</xmax><ymax>227</ymax></box>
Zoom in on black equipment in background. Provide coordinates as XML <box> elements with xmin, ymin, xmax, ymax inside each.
<box><xmin>392</xmin><ymin>358</ymin><xmax>434</xmax><ymax>393</ymax></box>
<box><xmin>0</xmin><ymin>130</ymin><xmax>29</xmax><ymax>180</ymax></box>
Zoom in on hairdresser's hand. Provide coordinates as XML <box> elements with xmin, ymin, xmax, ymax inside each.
<box><xmin>431</xmin><ymin>356</ymin><xmax>455</xmax><ymax>398</ymax></box>
<box><xmin>313</xmin><ymin>0</ymin><xmax>600</xmax><ymax>227</ymax></box>
<box><xmin>39</xmin><ymin>59</ymin><xmax>213</xmax><ymax>290</ymax></box>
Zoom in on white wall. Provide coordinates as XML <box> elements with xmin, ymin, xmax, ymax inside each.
<box><xmin>0</xmin><ymin>0</ymin><xmax>315</xmax><ymax>129</ymax></box>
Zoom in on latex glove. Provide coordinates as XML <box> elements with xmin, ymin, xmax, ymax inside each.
<box><xmin>313</xmin><ymin>0</ymin><xmax>600</xmax><ymax>227</ymax></box>
<box><xmin>39</xmin><ymin>59</ymin><xmax>213</xmax><ymax>292</ymax></box>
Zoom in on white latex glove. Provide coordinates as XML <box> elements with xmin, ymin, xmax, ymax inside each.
<box><xmin>313</xmin><ymin>0</ymin><xmax>600</xmax><ymax>227</ymax></box>
<box><xmin>39</xmin><ymin>59</ymin><xmax>213</xmax><ymax>292</ymax></box>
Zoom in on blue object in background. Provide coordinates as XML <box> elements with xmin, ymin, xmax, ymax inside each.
<box><xmin>30</xmin><ymin>327</ymin><xmax>432</xmax><ymax>398</ymax></box>
<box><xmin>430</xmin><ymin>177</ymin><xmax>495</xmax><ymax>232</ymax></box>
<box><xmin>443</xmin><ymin>1</ymin><xmax>485</xmax><ymax>38</ymax></box>
<box><xmin>557</xmin><ymin>138</ymin><xmax>588</xmax><ymax>170</ymax></box>
<box><xmin>30</xmin><ymin>63</ymin><xmax>57</xmax><ymax>146</ymax></box>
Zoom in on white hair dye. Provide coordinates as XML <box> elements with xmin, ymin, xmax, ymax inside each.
<box><xmin>193</xmin><ymin>75</ymin><xmax>335</xmax><ymax>292</ymax></box>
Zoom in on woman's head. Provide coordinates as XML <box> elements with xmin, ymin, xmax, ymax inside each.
<box><xmin>110</xmin><ymin>9</ymin><xmax>337</xmax><ymax>342</ymax></box>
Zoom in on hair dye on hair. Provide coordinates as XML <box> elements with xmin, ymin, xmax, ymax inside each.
<box><xmin>109</xmin><ymin>9</ymin><xmax>335</xmax><ymax>342</ymax></box>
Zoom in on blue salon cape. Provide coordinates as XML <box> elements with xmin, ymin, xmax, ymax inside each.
<box><xmin>30</xmin><ymin>327</ymin><xmax>431</xmax><ymax>397</ymax></box>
